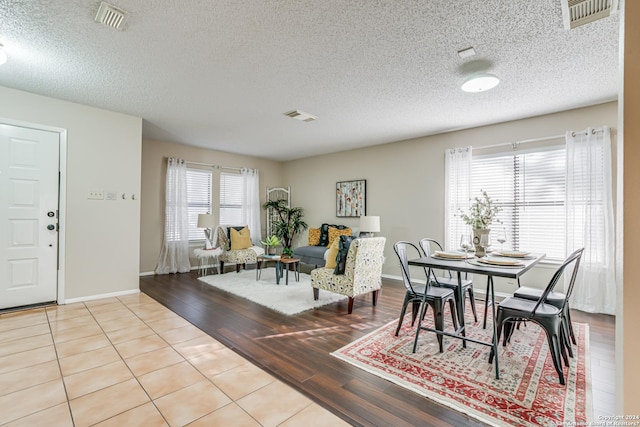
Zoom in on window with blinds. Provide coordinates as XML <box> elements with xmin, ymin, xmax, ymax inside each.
<box><xmin>470</xmin><ymin>145</ymin><xmax>567</xmax><ymax>261</ymax></box>
<box><xmin>219</xmin><ymin>172</ymin><xmax>242</xmax><ymax>226</ymax></box>
<box><xmin>186</xmin><ymin>168</ymin><xmax>212</xmax><ymax>241</ymax></box>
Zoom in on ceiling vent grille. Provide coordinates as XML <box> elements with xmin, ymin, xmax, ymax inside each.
<box><xmin>284</xmin><ymin>110</ymin><xmax>318</xmax><ymax>122</ymax></box>
<box><xmin>95</xmin><ymin>2</ymin><xmax>128</xmax><ymax>30</ymax></box>
<box><xmin>561</xmin><ymin>0</ymin><xmax>618</xmax><ymax>30</ymax></box>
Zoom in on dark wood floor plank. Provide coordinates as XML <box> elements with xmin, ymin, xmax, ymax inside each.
<box><xmin>140</xmin><ymin>270</ymin><xmax>616</xmax><ymax>426</ymax></box>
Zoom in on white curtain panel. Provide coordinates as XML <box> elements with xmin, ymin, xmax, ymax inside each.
<box><xmin>565</xmin><ymin>127</ymin><xmax>616</xmax><ymax>314</ymax></box>
<box><xmin>241</xmin><ymin>168</ymin><xmax>262</xmax><ymax>245</ymax></box>
<box><xmin>444</xmin><ymin>147</ymin><xmax>473</xmax><ymax>250</ymax></box>
<box><xmin>155</xmin><ymin>158</ymin><xmax>191</xmax><ymax>274</ymax></box>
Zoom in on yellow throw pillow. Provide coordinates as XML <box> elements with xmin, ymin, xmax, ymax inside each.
<box><xmin>230</xmin><ymin>226</ymin><xmax>252</xmax><ymax>250</ymax></box>
<box><xmin>327</xmin><ymin>227</ymin><xmax>352</xmax><ymax>247</ymax></box>
<box><xmin>325</xmin><ymin>239</ymin><xmax>340</xmax><ymax>269</ymax></box>
<box><xmin>308</xmin><ymin>227</ymin><xmax>321</xmax><ymax>246</ymax></box>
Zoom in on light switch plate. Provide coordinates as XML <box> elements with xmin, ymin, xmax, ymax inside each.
<box><xmin>105</xmin><ymin>191</ymin><xmax>117</xmax><ymax>200</ymax></box>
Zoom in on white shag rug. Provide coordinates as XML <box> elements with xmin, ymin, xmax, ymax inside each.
<box><xmin>198</xmin><ymin>268</ymin><xmax>347</xmax><ymax>315</ymax></box>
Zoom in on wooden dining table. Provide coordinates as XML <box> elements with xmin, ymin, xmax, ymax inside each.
<box><xmin>408</xmin><ymin>252</ymin><xmax>546</xmax><ymax>379</ymax></box>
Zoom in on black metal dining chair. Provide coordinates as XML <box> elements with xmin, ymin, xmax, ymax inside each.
<box><xmin>488</xmin><ymin>248</ymin><xmax>583</xmax><ymax>385</ymax></box>
<box><xmin>509</xmin><ymin>248</ymin><xmax>585</xmax><ymax>359</ymax></box>
<box><xmin>419</xmin><ymin>238</ymin><xmax>478</xmax><ymax>323</ymax></box>
<box><xmin>393</xmin><ymin>241</ymin><xmax>458</xmax><ymax>353</ymax></box>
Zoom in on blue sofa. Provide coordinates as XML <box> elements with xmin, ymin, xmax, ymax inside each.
<box><xmin>293</xmin><ymin>245</ymin><xmax>329</xmax><ymax>267</ymax></box>
<box><xmin>293</xmin><ymin>223</ymin><xmax>358</xmax><ymax>267</ymax></box>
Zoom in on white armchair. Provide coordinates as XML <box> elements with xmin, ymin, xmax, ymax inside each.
<box><xmin>311</xmin><ymin>237</ymin><xmax>386</xmax><ymax>314</ymax></box>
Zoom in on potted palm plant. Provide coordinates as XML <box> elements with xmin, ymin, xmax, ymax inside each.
<box><xmin>263</xmin><ymin>199</ymin><xmax>308</xmax><ymax>258</ymax></box>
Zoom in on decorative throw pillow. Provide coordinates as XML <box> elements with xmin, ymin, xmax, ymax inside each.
<box><xmin>319</xmin><ymin>223</ymin><xmax>348</xmax><ymax>246</ymax></box>
<box><xmin>324</xmin><ymin>239</ymin><xmax>340</xmax><ymax>269</ymax></box>
<box><xmin>328</xmin><ymin>227</ymin><xmax>352</xmax><ymax>247</ymax></box>
<box><xmin>334</xmin><ymin>236</ymin><xmax>356</xmax><ymax>275</ymax></box>
<box><xmin>230</xmin><ymin>226</ymin><xmax>252</xmax><ymax>250</ymax></box>
<box><xmin>226</xmin><ymin>226</ymin><xmax>246</xmax><ymax>249</ymax></box>
<box><xmin>308</xmin><ymin>227</ymin><xmax>321</xmax><ymax>246</ymax></box>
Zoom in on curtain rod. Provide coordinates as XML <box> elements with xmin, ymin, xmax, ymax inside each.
<box><xmin>475</xmin><ymin>127</ymin><xmax>605</xmax><ymax>152</ymax></box>
<box><xmin>185</xmin><ymin>160</ymin><xmax>242</xmax><ymax>172</ymax></box>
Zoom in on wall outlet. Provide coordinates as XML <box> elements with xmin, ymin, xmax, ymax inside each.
<box><xmin>88</xmin><ymin>190</ymin><xmax>104</xmax><ymax>200</ymax></box>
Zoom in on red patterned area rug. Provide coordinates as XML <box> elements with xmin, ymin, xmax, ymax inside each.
<box><xmin>332</xmin><ymin>313</ymin><xmax>592</xmax><ymax>427</ymax></box>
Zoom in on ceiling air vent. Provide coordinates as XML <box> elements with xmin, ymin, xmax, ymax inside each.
<box><xmin>95</xmin><ymin>2</ymin><xmax>128</xmax><ymax>30</ymax></box>
<box><xmin>284</xmin><ymin>110</ymin><xmax>317</xmax><ymax>122</ymax></box>
<box><xmin>561</xmin><ymin>0</ymin><xmax>618</xmax><ymax>30</ymax></box>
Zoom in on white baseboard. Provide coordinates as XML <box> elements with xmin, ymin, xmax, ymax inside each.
<box><xmin>63</xmin><ymin>289</ymin><xmax>140</xmax><ymax>304</ymax></box>
<box><xmin>140</xmin><ymin>265</ymin><xmax>205</xmax><ymax>277</ymax></box>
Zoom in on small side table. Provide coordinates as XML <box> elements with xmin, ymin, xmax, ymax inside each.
<box><xmin>278</xmin><ymin>257</ymin><xmax>300</xmax><ymax>285</ymax></box>
<box><xmin>194</xmin><ymin>248</ymin><xmax>222</xmax><ymax>276</ymax></box>
<box><xmin>257</xmin><ymin>255</ymin><xmax>282</xmax><ymax>283</ymax></box>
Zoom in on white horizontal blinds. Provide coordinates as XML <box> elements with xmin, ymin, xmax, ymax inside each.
<box><xmin>219</xmin><ymin>172</ymin><xmax>243</xmax><ymax>226</ymax></box>
<box><xmin>470</xmin><ymin>154</ymin><xmax>516</xmax><ymax>250</ymax></box>
<box><xmin>186</xmin><ymin>168</ymin><xmax>213</xmax><ymax>241</ymax></box>
<box><xmin>472</xmin><ymin>145</ymin><xmax>566</xmax><ymax>260</ymax></box>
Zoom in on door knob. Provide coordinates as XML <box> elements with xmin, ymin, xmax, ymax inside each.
<box><xmin>47</xmin><ymin>224</ymin><xmax>55</xmax><ymax>230</ymax></box>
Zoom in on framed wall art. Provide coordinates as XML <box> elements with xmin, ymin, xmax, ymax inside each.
<box><xmin>336</xmin><ymin>179</ymin><xmax>366</xmax><ymax>217</ymax></box>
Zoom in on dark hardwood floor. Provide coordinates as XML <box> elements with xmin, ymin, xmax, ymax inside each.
<box><xmin>140</xmin><ymin>268</ymin><xmax>616</xmax><ymax>427</ymax></box>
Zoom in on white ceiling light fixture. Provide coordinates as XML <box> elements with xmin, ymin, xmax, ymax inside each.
<box><xmin>461</xmin><ymin>73</ymin><xmax>500</xmax><ymax>93</ymax></box>
<box><xmin>0</xmin><ymin>44</ymin><xmax>7</xmax><ymax>65</ymax></box>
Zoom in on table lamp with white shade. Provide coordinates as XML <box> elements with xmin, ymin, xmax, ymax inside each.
<box><xmin>197</xmin><ymin>213</ymin><xmax>217</xmax><ymax>249</ymax></box>
<box><xmin>359</xmin><ymin>215</ymin><xmax>380</xmax><ymax>237</ymax></box>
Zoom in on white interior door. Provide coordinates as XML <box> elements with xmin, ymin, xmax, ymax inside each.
<box><xmin>0</xmin><ymin>124</ymin><xmax>60</xmax><ymax>309</ymax></box>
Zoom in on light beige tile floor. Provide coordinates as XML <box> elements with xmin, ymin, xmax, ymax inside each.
<box><xmin>0</xmin><ymin>293</ymin><xmax>350</xmax><ymax>427</ymax></box>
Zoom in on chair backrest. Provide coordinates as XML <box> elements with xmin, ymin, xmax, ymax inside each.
<box><xmin>532</xmin><ymin>248</ymin><xmax>585</xmax><ymax>314</ymax></box>
<box><xmin>216</xmin><ymin>226</ymin><xmax>229</xmax><ymax>249</ymax></box>
<box><xmin>393</xmin><ymin>241</ymin><xmax>425</xmax><ymax>295</ymax></box>
<box><xmin>216</xmin><ymin>225</ymin><xmax>250</xmax><ymax>251</ymax></box>
<box><xmin>347</xmin><ymin>237</ymin><xmax>386</xmax><ymax>291</ymax></box>
<box><xmin>418</xmin><ymin>238</ymin><xmax>455</xmax><ymax>281</ymax></box>
<box><xmin>418</xmin><ymin>238</ymin><xmax>443</xmax><ymax>256</ymax></box>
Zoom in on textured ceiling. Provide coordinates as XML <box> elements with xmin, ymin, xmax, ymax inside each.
<box><xmin>0</xmin><ymin>0</ymin><xmax>620</xmax><ymax>161</ymax></box>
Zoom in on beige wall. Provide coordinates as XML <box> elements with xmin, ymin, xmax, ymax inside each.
<box><xmin>622</xmin><ymin>0</ymin><xmax>639</xmax><ymax>415</ymax></box>
<box><xmin>283</xmin><ymin>102</ymin><xmax>618</xmax><ymax>292</ymax></box>
<box><xmin>139</xmin><ymin>139</ymin><xmax>285</xmax><ymax>273</ymax></box>
<box><xmin>0</xmin><ymin>85</ymin><xmax>142</xmax><ymax>300</ymax></box>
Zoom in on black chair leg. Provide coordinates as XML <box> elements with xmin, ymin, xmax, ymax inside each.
<box><xmin>467</xmin><ymin>287</ymin><xmax>478</xmax><ymax>322</ymax></box>
<box><xmin>489</xmin><ymin>310</ymin><xmax>503</xmax><ymax>364</ymax></box>
<box><xmin>412</xmin><ymin>300</ymin><xmax>422</xmax><ymax>325</ymax></box>
<box><xmin>448</xmin><ymin>299</ymin><xmax>458</xmax><ymax>331</ymax></box>
<box><xmin>503</xmin><ymin>321</ymin><xmax>513</xmax><ymax>346</ymax></box>
<box><xmin>412</xmin><ymin>299</ymin><xmax>430</xmax><ymax>353</ymax></box>
<box><xmin>483</xmin><ymin>277</ymin><xmax>491</xmax><ymax>329</ymax></box>
<box><xmin>565</xmin><ymin>306</ymin><xmax>577</xmax><ymax>345</ymax></box>
<box><xmin>561</xmin><ymin>318</ymin><xmax>574</xmax><ymax>359</ymax></box>
<box><xmin>395</xmin><ymin>293</ymin><xmax>411</xmax><ymax>336</ymax></box>
<box><xmin>433</xmin><ymin>301</ymin><xmax>445</xmax><ymax>353</ymax></box>
<box><xmin>545</xmin><ymin>331</ymin><xmax>565</xmax><ymax>385</ymax></box>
